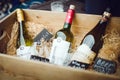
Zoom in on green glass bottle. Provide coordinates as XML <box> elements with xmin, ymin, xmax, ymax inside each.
<box><xmin>49</xmin><ymin>5</ymin><xmax>75</xmax><ymax>65</ymax></box>
<box><xmin>55</xmin><ymin>5</ymin><xmax>75</xmax><ymax>44</ymax></box>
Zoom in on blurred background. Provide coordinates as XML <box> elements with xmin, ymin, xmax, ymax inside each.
<box><xmin>0</xmin><ymin>0</ymin><xmax>120</xmax><ymax>20</ymax></box>
<box><xmin>0</xmin><ymin>0</ymin><xmax>85</xmax><ymax>20</ymax></box>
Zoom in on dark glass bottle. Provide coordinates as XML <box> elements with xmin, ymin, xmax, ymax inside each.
<box><xmin>69</xmin><ymin>9</ymin><xmax>111</xmax><ymax>69</ymax></box>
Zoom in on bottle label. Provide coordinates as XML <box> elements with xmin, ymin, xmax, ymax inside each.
<box><xmin>71</xmin><ymin>44</ymin><xmax>96</xmax><ymax>64</ymax></box>
<box><xmin>65</xmin><ymin>9</ymin><xmax>75</xmax><ymax>24</ymax></box>
<box><xmin>16</xmin><ymin>45</ymin><xmax>31</xmax><ymax>60</ymax></box>
<box><xmin>17</xmin><ymin>43</ymin><xmax>39</xmax><ymax>60</ymax></box>
<box><xmin>49</xmin><ymin>37</ymin><xmax>70</xmax><ymax>65</ymax></box>
<box><xmin>56</xmin><ymin>31</ymin><xmax>66</xmax><ymax>40</ymax></box>
<box><xmin>93</xmin><ymin>58</ymin><xmax>117</xmax><ymax>74</ymax></box>
<box><xmin>82</xmin><ymin>35</ymin><xmax>95</xmax><ymax>49</ymax></box>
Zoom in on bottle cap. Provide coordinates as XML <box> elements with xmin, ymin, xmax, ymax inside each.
<box><xmin>103</xmin><ymin>8</ymin><xmax>111</xmax><ymax>18</ymax></box>
<box><xmin>16</xmin><ymin>9</ymin><xmax>24</xmax><ymax>22</ymax></box>
<box><xmin>106</xmin><ymin>8</ymin><xmax>111</xmax><ymax>13</ymax></box>
<box><xmin>69</xmin><ymin>5</ymin><xmax>75</xmax><ymax>10</ymax></box>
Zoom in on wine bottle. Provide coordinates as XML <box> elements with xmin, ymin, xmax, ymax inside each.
<box><xmin>69</xmin><ymin>8</ymin><xmax>111</xmax><ymax>69</ymax></box>
<box><xmin>93</xmin><ymin>22</ymin><xmax>118</xmax><ymax>74</ymax></box>
<box><xmin>55</xmin><ymin>5</ymin><xmax>75</xmax><ymax>43</ymax></box>
<box><xmin>49</xmin><ymin>5</ymin><xmax>75</xmax><ymax>65</ymax></box>
<box><xmin>16</xmin><ymin>9</ymin><xmax>33</xmax><ymax>46</ymax></box>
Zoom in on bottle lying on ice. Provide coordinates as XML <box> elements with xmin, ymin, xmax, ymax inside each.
<box><xmin>69</xmin><ymin>8</ymin><xmax>111</xmax><ymax>69</ymax></box>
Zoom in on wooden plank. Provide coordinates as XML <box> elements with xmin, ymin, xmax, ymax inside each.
<box><xmin>0</xmin><ymin>11</ymin><xmax>17</xmax><ymax>54</ymax></box>
<box><xmin>23</xmin><ymin>9</ymin><xmax>120</xmax><ymax>45</ymax></box>
<box><xmin>0</xmin><ymin>54</ymin><xmax>120</xmax><ymax>80</ymax></box>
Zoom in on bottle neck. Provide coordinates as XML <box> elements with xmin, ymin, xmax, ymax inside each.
<box><xmin>63</xmin><ymin>9</ymin><xmax>75</xmax><ymax>29</ymax></box>
<box><xmin>93</xmin><ymin>14</ymin><xmax>109</xmax><ymax>32</ymax></box>
<box><xmin>100</xmin><ymin>14</ymin><xmax>109</xmax><ymax>24</ymax></box>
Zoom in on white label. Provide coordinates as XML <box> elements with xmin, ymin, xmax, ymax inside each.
<box><xmin>82</xmin><ymin>35</ymin><xmax>95</xmax><ymax>49</ymax></box>
<box><xmin>16</xmin><ymin>45</ymin><xmax>31</xmax><ymax>60</ymax></box>
<box><xmin>49</xmin><ymin>37</ymin><xmax>70</xmax><ymax>65</ymax></box>
<box><xmin>57</xmin><ymin>31</ymin><xmax>66</xmax><ymax>40</ymax></box>
<box><xmin>16</xmin><ymin>42</ymin><xmax>39</xmax><ymax>60</ymax></box>
<box><xmin>71</xmin><ymin>44</ymin><xmax>96</xmax><ymax>64</ymax></box>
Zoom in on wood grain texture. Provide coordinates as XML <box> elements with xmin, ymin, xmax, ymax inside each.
<box><xmin>0</xmin><ymin>9</ymin><xmax>120</xmax><ymax>80</ymax></box>
<box><xmin>0</xmin><ymin>54</ymin><xmax>120</xmax><ymax>80</ymax></box>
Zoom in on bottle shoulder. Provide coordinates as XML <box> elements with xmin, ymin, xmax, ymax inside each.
<box><xmin>57</xmin><ymin>28</ymin><xmax>73</xmax><ymax>36</ymax></box>
<box><xmin>55</xmin><ymin>28</ymin><xmax>74</xmax><ymax>42</ymax></box>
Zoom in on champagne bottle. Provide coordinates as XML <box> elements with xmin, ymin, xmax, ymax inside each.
<box><xmin>69</xmin><ymin>8</ymin><xmax>111</xmax><ymax>69</ymax></box>
<box><xmin>16</xmin><ymin>9</ymin><xmax>33</xmax><ymax>46</ymax></box>
<box><xmin>49</xmin><ymin>5</ymin><xmax>75</xmax><ymax>65</ymax></box>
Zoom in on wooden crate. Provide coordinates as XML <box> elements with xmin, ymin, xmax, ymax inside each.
<box><xmin>0</xmin><ymin>9</ymin><xmax>120</xmax><ymax>80</ymax></box>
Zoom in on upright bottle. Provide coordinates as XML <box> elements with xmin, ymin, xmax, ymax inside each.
<box><xmin>69</xmin><ymin>8</ymin><xmax>111</xmax><ymax>69</ymax></box>
<box><xmin>55</xmin><ymin>4</ymin><xmax>75</xmax><ymax>43</ymax></box>
<box><xmin>16</xmin><ymin>9</ymin><xmax>33</xmax><ymax>46</ymax></box>
<box><xmin>49</xmin><ymin>5</ymin><xmax>75</xmax><ymax>65</ymax></box>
